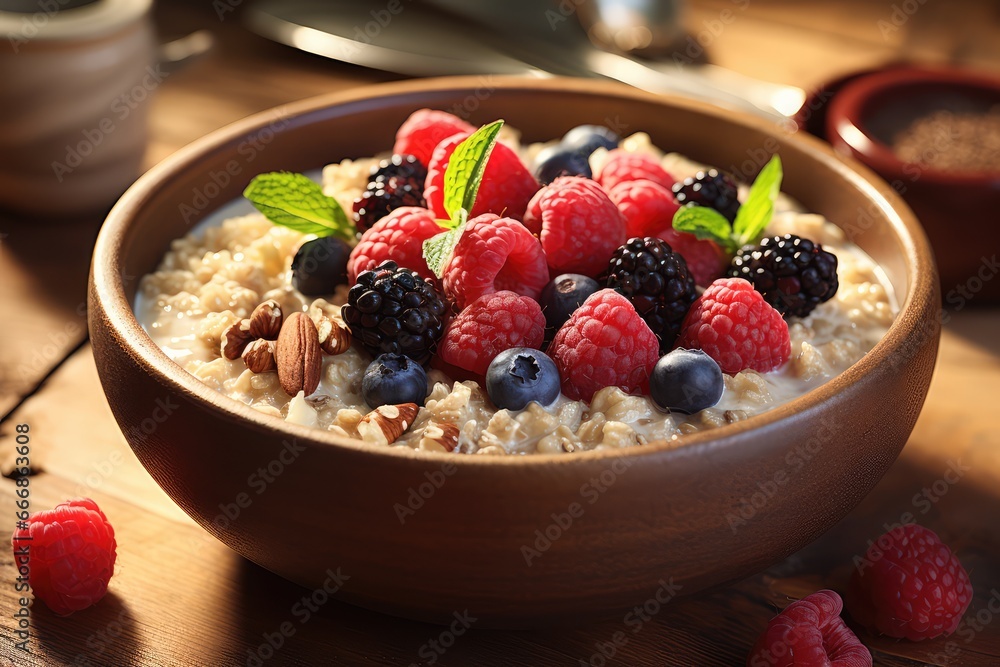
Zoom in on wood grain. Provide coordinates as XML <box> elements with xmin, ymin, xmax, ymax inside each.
<box><xmin>2</xmin><ymin>0</ymin><xmax>999</xmax><ymax>664</ymax></box>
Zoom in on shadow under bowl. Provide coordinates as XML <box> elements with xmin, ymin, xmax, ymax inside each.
<box><xmin>88</xmin><ymin>77</ymin><xmax>940</xmax><ymax>627</ymax></box>
<box><xmin>825</xmin><ymin>65</ymin><xmax>1000</xmax><ymax>302</ymax></box>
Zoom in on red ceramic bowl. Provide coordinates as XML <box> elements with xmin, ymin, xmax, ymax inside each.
<box><xmin>826</xmin><ymin>65</ymin><xmax>1000</xmax><ymax>301</ymax></box>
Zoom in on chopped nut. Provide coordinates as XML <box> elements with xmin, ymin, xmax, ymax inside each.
<box><xmin>241</xmin><ymin>339</ymin><xmax>276</xmax><ymax>373</ymax></box>
<box><xmin>316</xmin><ymin>315</ymin><xmax>352</xmax><ymax>355</ymax></box>
<box><xmin>249</xmin><ymin>299</ymin><xmax>283</xmax><ymax>340</ymax></box>
<box><xmin>421</xmin><ymin>422</ymin><xmax>460</xmax><ymax>452</ymax></box>
<box><xmin>275</xmin><ymin>312</ymin><xmax>322</xmax><ymax>396</ymax></box>
<box><xmin>357</xmin><ymin>403</ymin><xmax>419</xmax><ymax>446</ymax></box>
<box><xmin>724</xmin><ymin>409</ymin><xmax>749</xmax><ymax>424</ymax></box>
<box><xmin>221</xmin><ymin>319</ymin><xmax>253</xmax><ymax>360</ymax></box>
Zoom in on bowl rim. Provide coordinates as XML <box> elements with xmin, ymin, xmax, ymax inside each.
<box><xmin>826</xmin><ymin>65</ymin><xmax>1000</xmax><ymax>185</ymax></box>
<box><xmin>91</xmin><ymin>75</ymin><xmax>936</xmax><ymax>467</ymax></box>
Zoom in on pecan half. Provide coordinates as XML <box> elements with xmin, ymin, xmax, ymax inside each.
<box><xmin>221</xmin><ymin>319</ymin><xmax>253</xmax><ymax>360</ymax></box>
<box><xmin>275</xmin><ymin>312</ymin><xmax>322</xmax><ymax>396</ymax></box>
<box><xmin>357</xmin><ymin>403</ymin><xmax>419</xmax><ymax>446</ymax></box>
<box><xmin>316</xmin><ymin>315</ymin><xmax>352</xmax><ymax>355</ymax></box>
<box><xmin>249</xmin><ymin>299</ymin><xmax>283</xmax><ymax>340</ymax></box>
<box><xmin>242</xmin><ymin>339</ymin><xmax>276</xmax><ymax>373</ymax></box>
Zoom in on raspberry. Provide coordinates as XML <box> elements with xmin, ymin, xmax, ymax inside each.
<box><xmin>424</xmin><ymin>132</ymin><xmax>539</xmax><ymax>221</ymax></box>
<box><xmin>748</xmin><ymin>590</ymin><xmax>872</xmax><ymax>667</ymax></box>
<box><xmin>438</xmin><ymin>291</ymin><xmax>545</xmax><ymax>377</ymax></box>
<box><xmin>672</xmin><ymin>169</ymin><xmax>741</xmax><ymax>222</ymax></box>
<box><xmin>729</xmin><ymin>234</ymin><xmax>839</xmax><ymax>318</ymax></box>
<box><xmin>675</xmin><ymin>278</ymin><xmax>791</xmax><ymax>374</ymax></box>
<box><xmin>549</xmin><ymin>289</ymin><xmax>659</xmax><ymax>402</ymax></box>
<box><xmin>442</xmin><ymin>214</ymin><xmax>549</xmax><ymax>311</ymax></box>
<box><xmin>595</xmin><ymin>149</ymin><xmax>675</xmax><ymax>192</ymax></box>
<box><xmin>393</xmin><ymin>109</ymin><xmax>475</xmax><ymax>166</ymax></box>
<box><xmin>847</xmin><ymin>524</ymin><xmax>973</xmax><ymax>641</ymax></box>
<box><xmin>11</xmin><ymin>498</ymin><xmax>116</xmax><ymax>616</ymax></box>
<box><xmin>347</xmin><ymin>207</ymin><xmax>443</xmax><ymax>283</ymax></box>
<box><xmin>522</xmin><ymin>176</ymin><xmax>627</xmax><ymax>277</ymax></box>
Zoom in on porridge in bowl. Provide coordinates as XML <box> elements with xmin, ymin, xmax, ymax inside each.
<box><xmin>136</xmin><ymin>111</ymin><xmax>896</xmax><ymax>455</ymax></box>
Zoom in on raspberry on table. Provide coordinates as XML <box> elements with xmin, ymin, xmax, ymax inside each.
<box><xmin>392</xmin><ymin>109</ymin><xmax>475</xmax><ymax>166</ymax></box>
<box><xmin>548</xmin><ymin>289</ymin><xmax>660</xmax><ymax>402</ymax></box>
<box><xmin>672</xmin><ymin>168</ymin><xmax>741</xmax><ymax>223</ymax></box>
<box><xmin>342</xmin><ymin>260</ymin><xmax>449</xmax><ymax>365</ymax></box>
<box><xmin>847</xmin><ymin>524</ymin><xmax>973</xmax><ymax>642</ymax></box>
<box><xmin>442</xmin><ymin>214</ymin><xmax>549</xmax><ymax>311</ymax></box>
<box><xmin>747</xmin><ymin>590</ymin><xmax>872</xmax><ymax>667</ymax></box>
<box><xmin>595</xmin><ymin>149</ymin><xmax>675</xmax><ymax>192</ymax></box>
<box><xmin>424</xmin><ymin>131</ymin><xmax>539</xmax><ymax>221</ymax></box>
<box><xmin>11</xmin><ymin>498</ymin><xmax>117</xmax><ymax>616</ymax></box>
<box><xmin>604</xmin><ymin>237</ymin><xmax>697</xmax><ymax>351</ymax></box>
<box><xmin>438</xmin><ymin>291</ymin><xmax>546</xmax><ymax>377</ymax></box>
<box><xmin>675</xmin><ymin>277</ymin><xmax>791</xmax><ymax>374</ymax></box>
<box><xmin>347</xmin><ymin>207</ymin><xmax>443</xmax><ymax>283</ymax></box>
<box><xmin>352</xmin><ymin>183</ymin><xmax>426</xmax><ymax>233</ymax></box>
<box><xmin>729</xmin><ymin>234</ymin><xmax>839</xmax><ymax>318</ymax></box>
<box><xmin>522</xmin><ymin>176</ymin><xmax>627</xmax><ymax>277</ymax></box>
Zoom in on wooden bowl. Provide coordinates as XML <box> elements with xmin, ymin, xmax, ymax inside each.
<box><xmin>88</xmin><ymin>77</ymin><xmax>940</xmax><ymax>626</ymax></box>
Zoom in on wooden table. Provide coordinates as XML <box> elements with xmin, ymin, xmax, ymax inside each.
<box><xmin>2</xmin><ymin>1</ymin><xmax>999</xmax><ymax>664</ymax></box>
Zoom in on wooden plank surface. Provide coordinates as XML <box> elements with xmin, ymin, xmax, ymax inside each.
<box><xmin>2</xmin><ymin>0</ymin><xmax>999</xmax><ymax>665</ymax></box>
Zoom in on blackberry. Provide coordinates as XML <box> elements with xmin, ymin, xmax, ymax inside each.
<box><xmin>341</xmin><ymin>260</ymin><xmax>447</xmax><ymax>365</ymax></box>
<box><xmin>352</xmin><ymin>184</ymin><xmax>426</xmax><ymax>233</ymax></box>
<box><xmin>672</xmin><ymin>169</ymin><xmax>741</xmax><ymax>223</ymax></box>
<box><xmin>728</xmin><ymin>234</ymin><xmax>839</xmax><ymax>318</ymax></box>
<box><xmin>604</xmin><ymin>237</ymin><xmax>697</xmax><ymax>351</ymax></box>
<box><xmin>369</xmin><ymin>153</ymin><xmax>427</xmax><ymax>191</ymax></box>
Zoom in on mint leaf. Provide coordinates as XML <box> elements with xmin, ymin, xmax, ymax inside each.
<box><xmin>244</xmin><ymin>172</ymin><xmax>353</xmax><ymax>241</ymax></box>
<box><xmin>673</xmin><ymin>206</ymin><xmax>737</xmax><ymax>253</ymax></box>
<box><xmin>442</xmin><ymin>120</ymin><xmax>504</xmax><ymax>226</ymax></box>
<box><xmin>423</xmin><ymin>212</ymin><xmax>468</xmax><ymax>278</ymax></box>
<box><xmin>732</xmin><ymin>155</ymin><xmax>782</xmax><ymax>248</ymax></box>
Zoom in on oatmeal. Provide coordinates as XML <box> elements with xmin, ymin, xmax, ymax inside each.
<box><xmin>136</xmin><ymin>113</ymin><xmax>896</xmax><ymax>455</ymax></box>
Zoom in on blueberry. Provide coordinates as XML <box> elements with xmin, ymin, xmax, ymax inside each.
<box><xmin>486</xmin><ymin>348</ymin><xmax>561</xmax><ymax>411</ymax></box>
<box><xmin>561</xmin><ymin>124</ymin><xmax>621</xmax><ymax>155</ymax></box>
<box><xmin>291</xmin><ymin>237</ymin><xmax>352</xmax><ymax>296</ymax></box>
<box><xmin>649</xmin><ymin>349</ymin><xmax>724</xmax><ymax>414</ymax></box>
<box><xmin>362</xmin><ymin>353</ymin><xmax>428</xmax><ymax>408</ymax></box>
<box><xmin>534</xmin><ymin>145</ymin><xmax>593</xmax><ymax>185</ymax></box>
<box><xmin>539</xmin><ymin>273</ymin><xmax>600</xmax><ymax>336</ymax></box>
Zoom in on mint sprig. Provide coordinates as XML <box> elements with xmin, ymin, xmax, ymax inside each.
<box><xmin>671</xmin><ymin>155</ymin><xmax>783</xmax><ymax>254</ymax></box>
<box><xmin>423</xmin><ymin>120</ymin><xmax>505</xmax><ymax>277</ymax></box>
<box><xmin>244</xmin><ymin>172</ymin><xmax>353</xmax><ymax>241</ymax></box>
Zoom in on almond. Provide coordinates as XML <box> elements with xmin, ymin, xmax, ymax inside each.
<box><xmin>357</xmin><ymin>403</ymin><xmax>419</xmax><ymax>446</ymax></box>
<box><xmin>316</xmin><ymin>315</ymin><xmax>352</xmax><ymax>355</ymax></box>
<box><xmin>249</xmin><ymin>299</ymin><xmax>283</xmax><ymax>340</ymax></box>
<box><xmin>275</xmin><ymin>312</ymin><xmax>322</xmax><ymax>396</ymax></box>
<box><xmin>242</xmin><ymin>339</ymin><xmax>276</xmax><ymax>373</ymax></box>
<box><xmin>221</xmin><ymin>319</ymin><xmax>253</xmax><ymax>360</ymax></box>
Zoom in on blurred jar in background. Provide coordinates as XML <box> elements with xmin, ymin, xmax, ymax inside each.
<box><xmin>0</xmin><ymin>0</ymin><xmax>155</xmax><ymax>216</ymax></box>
